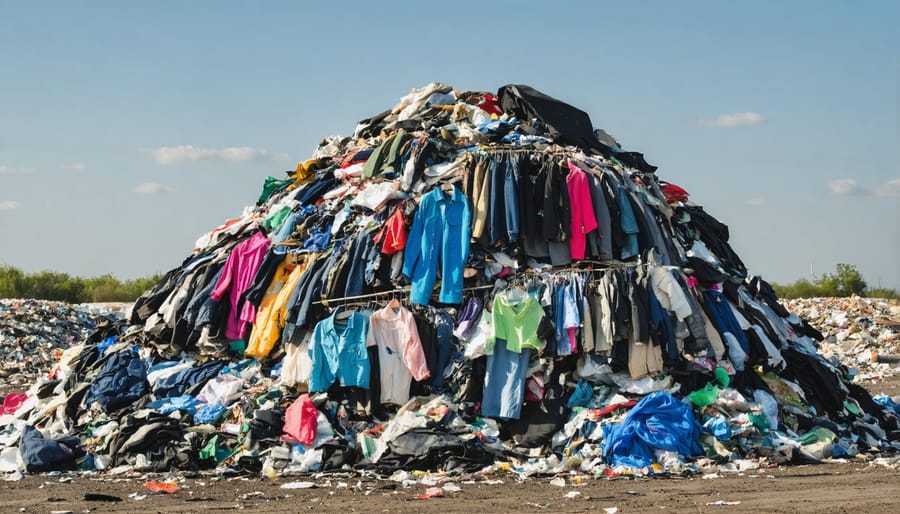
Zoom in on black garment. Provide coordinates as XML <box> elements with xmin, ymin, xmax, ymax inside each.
<box><xmin>488</xmin><ymin>154</ymin><xmax>508</xmax><ymax>244</ymax></box>
<box><xmin>411</xmin><ymin>312</ymin><xmax>437</xmax><ymax>397</ymax></box>
<box><xmin>324</xmin><ymin>243</ymin><xmax>352</xmax><ymax>300</ymax></box>
<box><xmin>107</xmin><ymin>412</ymin><xmax>192</xmax><ymax>470</ymax></box>
<box><xmin>497</xmin><ymin>84</ymin><xmax>658</xmax><ymax>174</ymax></box>
<box><xmin>520</xmin><ymin>155</ymin><xmax>547</xmax><ymax>256</ymax></box>
<box><xmin>379</xmin><ymin>426</ymin><xmax>494</xmax><ymax>473</ymax></box>
<box><xmin>502</xmin><ymin>362</ymin><xmax>568</xmax><ymax>448</ymax></box>
<box><xmin>847</xmin><ymin>383</ymin><xmax>899</xmax><ymax>433</ymax></box>
<box><xmin>540</xmin><ymin>159</ymin><xmax>570</xmax><ymax>241</ymax></box>
<box><xmin>600</xmin><ymin>173</ymin><xmax>627</xmax><ymax>257</ymax></box>
<box><xmin>782</xmin><ymin>348</ymin><xmax>847</xmax><ymax>416</ymax></box>
<box><xmin>680</xmin><ymin>205</ymin><xmax>747</xmax><ymax>278</ymax></box>
<box><xmin>355</xmin><ymin>109</ymin><xmax>392</xmax><ymax>139</ymax></box>
<box><xmin>288</xmin><ymin>255</ymin><xmax>330</xmax><ymax>329</ymax></box>
<box><xmin>747</xmin><ymin>276</ymin><xmax>791</xmax><ymax>318</ymax></box>
<box><xmin>130</xmin><ymin>266</ymin><xmax>182</xmax><ymax>324</ymax></box>
<box><xmin>628</xmin><ymin>268</ymin><xmax>651</xmax><ymax>343</ymax></box>
<box><xmin>243</xmin><ymin>249</ymin><xmax>285</xmax><ymax>308</ymax></box>
<box><xmin>295</xmin><ymin>174</ymin><xmax>339</xmax><ymax>207</ymax></box>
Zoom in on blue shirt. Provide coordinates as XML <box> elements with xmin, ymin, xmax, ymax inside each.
<box><xmin>403</xmin><ymin>185</ymin><xmax>471</xmax><ymax>305</ymax></box>
<box><xmin>308</xmin><ymin>310</ymin><xmax>371</xmax><ymax>391</ymax></box>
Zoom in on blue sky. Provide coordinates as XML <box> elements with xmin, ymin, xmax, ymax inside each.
<box><xmin>1</xmin><ymin>1</ymin><xmax>898</xmax><ymax>289</ymax></box>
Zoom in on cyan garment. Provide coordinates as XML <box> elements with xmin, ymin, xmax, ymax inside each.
<box><xmin>615</xmin><ymin>181</ymin><xmax>640</xmax><ymax>260</ymax></box>
<box><xmin>146</xmin><ymin>394</ymin><xmax>201</xmax><ymax>415</ymax></box>
<box><xmin>194</xmin><ymin>403</ymin><xmax>227</xmax><ymax>424</ymax></box>
<box><xmin>602</xmin><ymin>391</ymin><xmax>702</xmax><ymax>468</ymax></box>
<box><xmin>403</xmin><ymin>185</ymin><xmax>471</xmax><ymax>305</ymax></box>
<box><xmin>308</xmin><ymin>310</ymin><xmax>371</xmax><ymax>392</ymax></box>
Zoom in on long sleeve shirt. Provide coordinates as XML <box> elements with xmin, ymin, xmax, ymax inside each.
<box><xmin>565</xmin><ymin>161</ymin><xmax>599</xmax><ymax>260</ymax></box>
<box><xmin>402</xmin><ymin>185</ymin><xmax>471</xmax><ymax>305</ymax></box>
<box><xmin>367</xmin><ymin>301</ymin><xmax>430</xmax><ymax>405</ymax></box>
<box><xmin>209</xmin><ymin>231</ymin><xmax>271</xmax><ymax>340</ymax></box>
<box><xmin>308</xmin><ymin>310</ymin><xmax>371</xmax><ymax>392</ymax></box>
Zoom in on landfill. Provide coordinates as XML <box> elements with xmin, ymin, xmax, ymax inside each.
<box><xmin>1</xmin><ymin>83</ymin><xmax>898</xmax><ymax>487</ymax></box>
<box><xmin>786</xmin><ymin>297</ymin><xmax>900</xmax><ymax>382</ymax></box>
<box><xmin>0</xmin><ymin>299</ymin><xmax>126</xmax><ymax>395</ymax></box>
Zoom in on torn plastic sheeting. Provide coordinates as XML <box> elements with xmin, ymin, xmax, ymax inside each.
<box><xmin>602</xmin><ymin>391</ymin><xmax>702</xmax><ymax>469</ymax></box>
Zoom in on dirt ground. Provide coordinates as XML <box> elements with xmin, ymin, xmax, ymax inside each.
<box><xmin>2</xmin><ymin>375</ymin><xmax>898</xmax><ymax>514</ymax></box>
<box><xmin>1</xmin><ymin>460</ymin><xmax>899</xmax><ymax>514</ymax></box>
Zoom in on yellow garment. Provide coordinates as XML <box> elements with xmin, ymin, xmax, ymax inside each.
<box><xmin>289</xmin><ymin>158</ymin><xmax>324</xmax><ymax>189</ymax></box>
<box><xmin>245</xmin><ymin>257</ymin><xmax>310</xmax><ymax>359</ymax></box>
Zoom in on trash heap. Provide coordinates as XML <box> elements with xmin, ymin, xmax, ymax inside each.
<box><xmin>786</xmin><ymin>297</ymin><xmax>900</xmax><ymax>382</ymax></box>
<box><xmin>0</xmin><ymin>299</ymin><xmax>125</xmax><ymax>396</ymax></box>
<box><xmin>2</xmin><ymin>83</ymin><xmax>898</xmax><ymax>480</ymax></box>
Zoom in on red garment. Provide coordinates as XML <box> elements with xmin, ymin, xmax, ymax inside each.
<box><xmin>594</xmin><ymin>399</ymin><xmax>638</xmax><ymax>418</ymax></box>
<box><xmin>1</xmin><ymin>393</ymin><xmax>27</xmax><ymax>415</ymax></box>
<box><xmin>565</xmin><ymin>161</ymin><xmax>599</xmax><ymax>260</ymax></box>
<box><xmin>661</xmin><ymin>182</ymin><xmax>690</xmax><ymax>204</ymax></box>
<box><xmin>282</xmin><ymin>394</ymin><xmax>319</xmax><ymax>446</ymax></box>
<box><xmin>476</xmin><ymin>94</ymin><xmax>503</xmax><ymax>116</ymax></box>
<box><xmin>381</xmin><ymin>207</ymin><xmax>408</xmax><ymax>255</ymax></box>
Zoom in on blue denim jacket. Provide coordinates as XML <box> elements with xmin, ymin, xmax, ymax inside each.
<box><xmin>308</xmin><ymin>310</ymin><xmax>371</xmax><ymax>392</ymax></box>
<box><xmin>403</xmin><ymin>185</ymin><xmax>471</xmax><ymax>305</ymax></box>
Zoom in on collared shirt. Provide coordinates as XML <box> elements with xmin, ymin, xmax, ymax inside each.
<box><xmin>402</xmin><ymin>185</ymin><xmax>471</xmax><ymax>305</ymax></box>
<box><xmin>308</xmin><ymin>310</ymin><xmax>370</xmax><ymax>392</ymax></box>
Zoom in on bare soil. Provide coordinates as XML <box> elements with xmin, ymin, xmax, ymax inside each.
<box><xmin>1</xmin><ymin>460</ymin><xmax>899</xmax><ymax>514</ymax></box>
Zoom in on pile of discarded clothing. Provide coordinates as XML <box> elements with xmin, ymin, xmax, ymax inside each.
<box><xmin>787</xmin><ymin>297</ymin><xmax>900</xmax><ymax>382</ymax></box>
<box><xmin>1</xmin><ymin>83</ymin><xmax>898</xmax><ymax>479</ymax></box>
<box><xmin>0</xmin><ymin>299</ymin><xmax>124</xmax><ymax>395</ymax></box>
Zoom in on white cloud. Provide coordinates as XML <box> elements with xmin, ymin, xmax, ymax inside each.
<box><xmin>0</xmin><ymin>201</ymin><xmax>21</xmax><ymax>210</ymax></box>
<box><xmin>825</xmin><ymin>178</ymin><xmax>864</xmax><ymax>196</ymax></box>
<box><xmin>62</xmin><ymin>163</ymin><xmax>87</xmax><ymax>171</ymax></box>
<box><xmin>874</xmin><ymin>178</ymin><xmax>900</xmax><ymax>198</ymax></box>
<box><xmin>697</xmin><ymin>112</ymin><xmax>766</xmax><ymax>128</ymax></box>
<box><xmin>134</xmin><ymin>182</ymin><xmax>176</xmax><ymax>194</ymax></box>
<box><xmin>0</xmin><ymin>165</ymin><xmax>34</xmax><ymax>174</ymax></box>
<box><xmin>825</xmin><ymin>177</ymin><xmax>900</xmax><ymax>198</ymax></box>
<box><xmin>141</xmin><ymin>145</ymin><xmax>289</xmax><ymax>166</ymax></box>
<box><xmin>744</xmin><ymin>197</ymin><xmax>768</xmax><ymax>206</ymax></box>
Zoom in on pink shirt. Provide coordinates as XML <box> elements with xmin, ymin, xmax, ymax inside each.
<box><xmin>367</xmin><ymin>300</ymin><xmax>430</xmax><ymax>405</ymax></box>
<box><xmin>566</xmin><ymin>161</ymin><xmax>599</xmax><ymax>260</ymax></box>
<box><xmin>210</xmin><ymin>231</ymin><xmax>271</xmax><ymax>340</ymax></box>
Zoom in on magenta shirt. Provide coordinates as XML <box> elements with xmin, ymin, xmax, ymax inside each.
<box><xmin>210</xmin><ymin>231</ymin><xmax>271</xmax><ymax>340</ymax></box>
<box><xmin>566</xmin><ymin>161</ymin><xmax>599</xmax><ymax>260</ymax></box>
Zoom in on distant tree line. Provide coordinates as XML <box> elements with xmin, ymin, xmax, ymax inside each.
<box><xmin>0</xmin><ymin>265</ymin><xmax>161</xmax><ymax>303</ymax></box>
<box><xmin>771</xmin><ymin>263</ymin><xmax>899</xmax><ymax>299</ymax></box>
<box><xmin>1</xmin><ymin>263</ymin><xmax>896</xmax><ymax>304</ymax></box>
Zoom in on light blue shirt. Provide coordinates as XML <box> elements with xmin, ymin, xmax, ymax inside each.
<box><xmin>403</xmin><ymin>185</ymin><xmax>471</xmax><ymax>305</ymax></box>
<box><xmin>308</xmin><ymin>310</ymin><xmax>370</xmax><ymax>391</ymax></box>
